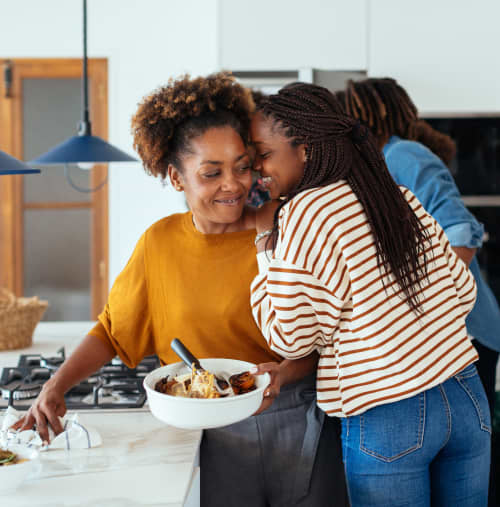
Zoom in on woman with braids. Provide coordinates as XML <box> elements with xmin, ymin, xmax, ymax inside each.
<box><xmin>338</xmin><ymin>77</ymin><xmax>500</xmax><ymax>505</ymax></box>
<box><xmin>249</xmin><ymin>82</ymin><xmax>491</xmax><ymax>506</ymax></box>
<box><xmin>338</xmin><ymin>77</ymin><xmax>500</xmax><ymax>405</ymax></box>
<box><xmin>12</xmin><ymin>73</ymin><xmax>348</xmax><ymax>507</ymax></box>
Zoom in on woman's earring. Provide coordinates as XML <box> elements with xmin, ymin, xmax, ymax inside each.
<box><xmin>176</xmin><ymin>185</ymin><xmax>183</xmax><ymax>191</ymax></box>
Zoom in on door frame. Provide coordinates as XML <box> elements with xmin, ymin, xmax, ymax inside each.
<box><xmin>0</xmin><ymin>58</ymin><xmax>109</xmax><ymax>318</ymax></box>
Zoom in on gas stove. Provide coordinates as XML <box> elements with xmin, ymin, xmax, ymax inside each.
<box><xmin>0</xmin><ymin>348</ymin><xmax>160</xmax><ymax>411</ymax></box>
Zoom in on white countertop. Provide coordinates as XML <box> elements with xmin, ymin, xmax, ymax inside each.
<box><xmin>0</xmin><ymin>322</ymin><xmax>202</xmax><ymax>507</ymax></box>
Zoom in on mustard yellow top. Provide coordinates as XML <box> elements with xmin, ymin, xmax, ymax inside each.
<box><xmin>89</xmin><ymin>212</ymin><xmax>282</xmax><ymax>367</ymax></box>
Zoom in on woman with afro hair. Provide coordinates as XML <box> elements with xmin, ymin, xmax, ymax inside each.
<box><xmin>13</xmin><ymin>72</ymin><xmax>348</xmax><ymax>507</ymax></box>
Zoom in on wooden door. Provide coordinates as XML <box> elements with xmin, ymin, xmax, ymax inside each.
<box><xmin>0</xmin><ymin>58</ymin><xmax>108</xmax><ymax>320</ymax></box>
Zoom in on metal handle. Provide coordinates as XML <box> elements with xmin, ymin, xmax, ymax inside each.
<box><xmin>171</xmin><ymin>338</ymin><xmax>203</xmax><ymax>371</ymax></box>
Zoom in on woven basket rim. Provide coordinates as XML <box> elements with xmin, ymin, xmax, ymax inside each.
<box><xmin>0</xmin><ymin>287</ymin><xmax>49</xmax><ymax>319</ymax></box>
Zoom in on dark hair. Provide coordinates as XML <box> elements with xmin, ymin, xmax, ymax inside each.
<box><xmin>338</xmin><ymin>78</ymin><xmax>456</xmax><ymax>165</ymax></box>
<box><xmin>257</xmin><ymin>83</ymin><xmax>431</xmax><ymax>315</ymax></box>
<box><xmin>250</xmin><ymin>89</ymin><xmax>268</xmax><ymax>107</ymax></box>
<box><xmin>131</xmin><ymin>72</ymin><xmax>254</xmax><ymax>179</ymax></box>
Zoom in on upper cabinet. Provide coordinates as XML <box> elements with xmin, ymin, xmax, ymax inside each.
<box><xmin>368</xmin><ymin>0</ymin><xmax>500</xmax><ymax>113</ymax></box>
<box><xmin>218</xmin><ymin>0</ymin><xmax>367</xmax><ymax>71</ymax></box>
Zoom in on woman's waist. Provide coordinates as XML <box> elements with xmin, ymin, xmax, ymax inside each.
<box><xmin>318</xmin><ymin>335</ymin><xmax>478</xmax><ymax>416</ymax></box>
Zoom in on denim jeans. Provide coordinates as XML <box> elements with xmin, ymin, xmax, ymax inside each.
<box><xmin>341</xmin><ymin>364</ymin><xmax>491</xmax><ymax>506</ymax></box>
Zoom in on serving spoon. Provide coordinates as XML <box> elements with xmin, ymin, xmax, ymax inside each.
<box><xmin>170</xmin><ymin>338</ymin><xmax>232</xmax><ymax>396</ymax></box>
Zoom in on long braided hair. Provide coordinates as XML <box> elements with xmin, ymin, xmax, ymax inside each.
<box><xmin>258</xmin><ymin>82</ymin><xmax>431</xmax><ymax>315</ymax></box>
<box><xmin>338</xmin><ymin>78</ymin><xmax>456</xmax><ymax>165</ymax></box>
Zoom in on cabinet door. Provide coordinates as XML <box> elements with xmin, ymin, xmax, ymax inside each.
<box><xmin>218</xmin><ymin>0</ymin><xmax>367</xmax><ymax>70</ymax></box>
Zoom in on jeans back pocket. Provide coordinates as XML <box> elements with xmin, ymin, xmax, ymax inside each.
<box><xmin>360</xmin><ymin>392</ymin><xmax>425</xmax><ymax>462</ymax></box>
<box><xmin>454</xmin><ymin>363</ymin><xmax>492</xmax><ymax>434</ymax></box>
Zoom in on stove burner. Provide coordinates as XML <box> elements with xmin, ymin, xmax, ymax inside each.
<box><xmin>0</xmin><ymin>348</ymin><xmax>160</xmax><ymax>411</ymax></box>
<box><xmin>1</xmin><ymin>382</ymin><xmax>42</xmax><ymax>405</ymax></box>
<box><xmin>39</xmin><ymin>347</ymin><xmax>66</xmax><ymax>370</ymax></box>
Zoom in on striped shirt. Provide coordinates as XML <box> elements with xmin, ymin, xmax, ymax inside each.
<box><xmin>250</xmin><ymin>181</ymin><xmax>478</xmax><ymax>417</ymax></box>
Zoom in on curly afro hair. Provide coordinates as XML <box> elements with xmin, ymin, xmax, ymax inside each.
<box><xmin>131</xmin><ymin>71</ymin><xmax>255</xmax><ymax>180</ymax></box>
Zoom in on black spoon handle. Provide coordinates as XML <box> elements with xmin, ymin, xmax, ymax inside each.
<box><xmin>171</xmin><ymin>338</ymin><xmax>203</xmax><ymax>371</ymax></box>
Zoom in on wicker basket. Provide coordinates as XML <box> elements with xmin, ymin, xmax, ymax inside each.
<box><xmin>0</xmin><ymin>288</ymin><xmax>48</xmax><ymax>351</ymax></box>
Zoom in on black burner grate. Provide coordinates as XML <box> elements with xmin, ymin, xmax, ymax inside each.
<box><xmin>0</xmin><ymin>348</ymin><xmax>160</xmax><ymax>410</ymax></box>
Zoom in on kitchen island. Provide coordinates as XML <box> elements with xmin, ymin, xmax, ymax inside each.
<box><xmin>0</xmin><ymin>322</ymin><xmax>202</xmax><ymax>507</ymax></box>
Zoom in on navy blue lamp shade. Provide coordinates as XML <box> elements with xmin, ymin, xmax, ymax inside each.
<box><xmin>0</xmin><ymin>150</ymin><xmax>40</xmax><ymax>175</ymax></box>
<box><xmin>30</xmin><ymin>134</ymin><xmax>137</xmax><ymax>165</ymax></box>
<box><xmin>30</xmin><ymin>0</ymin><xmax>137</xmax><ymax>167</ymax></box>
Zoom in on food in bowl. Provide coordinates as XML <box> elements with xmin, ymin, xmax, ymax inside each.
<box><xmin>0</xmin><ymin>449</ymin><xmax>28</xmax><ymax>466</ymax></box>
<box><xmin>0</xmin><ymin>445</ymin><xmax>39</xmax><ymax>494</ymax></box>
<box><xmin>143</xmin><ymin>358</ymin><xmax>271</xmax><ymax>430</ymax></box>
<box><xmin>154</xmin><ymin>365</ymin><xmax>256</xmax><ymax>399</ymax></box>
<box><xmin>229</xmin><ymin>371</ymin><xmax>257</xmax><ymax>395</ymax></box>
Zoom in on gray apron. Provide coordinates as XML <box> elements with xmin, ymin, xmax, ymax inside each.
<box><xmin>200</xmin><ymin>372</ymin><xmax>348</xmax><ymax>507</ymax></box>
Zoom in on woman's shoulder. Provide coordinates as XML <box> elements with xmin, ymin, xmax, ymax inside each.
<box><xmin>145</xmin><ymin>212</ymin><xmax>190</xmax><ymax>239</ymax></box>
<box><xmin>287</xmin><ymin>181</ymin><xmax>353</xmax><ymax>212</ymax></box>
<box><xmin>282</xmin><ymin>182</ymin><xmax>356</xmax><ymax>234</ymax></box>
<box><xmin>385</xmin><ymin>136</ymin><xmax>438</xmax><ymax>166</ymax></box>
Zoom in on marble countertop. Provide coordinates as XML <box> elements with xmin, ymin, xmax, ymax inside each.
<box><xmin>0</xmin><ymin>322</ymin><xmax>202</xmax><ymax>506</ymax></box>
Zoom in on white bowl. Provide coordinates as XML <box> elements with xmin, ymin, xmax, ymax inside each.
<box><xmin>143</xmin><ymin>358</ymin><xmax>270</xmax><ymax>430</ymax></box>
<box><xmin>0</xmin><ymin>444</ymin><xmax>40</xmax><ymax>495</ymax></box>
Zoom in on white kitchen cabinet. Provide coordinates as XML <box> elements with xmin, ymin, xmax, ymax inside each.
<box><xmin>218</xmin><ymin>0</ymin><xmax>367</xmax><ymax>70</ymax></box>
<box><xmin>368</xmin><ymin>0</ymin><xmax>500</xmax><ymax>114</ymax></box>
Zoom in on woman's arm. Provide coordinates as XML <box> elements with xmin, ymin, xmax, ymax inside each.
<box><xmin>411</xmin><ymin>186</ymin><xmax>478</xmax><ymax>317</ymax></box>
<box><xmin>10</xmin><ymin>334</ymin><xmax>115</xmax><ymax>442</ymax></box>
<box><xmin>12</xmin><ymin>232</ymin><xmax>156</xmax><ymax>442</ymax></box>
<box><xmin>452</xmin><ymin>246</ymin><xmax>476</xmax><ymax>267</ymax></box>
<box><xmin>42</xmin><ymin>333</ymin><xmax>116</xmax><ymax>395</ymax></box>
<box><xmin>252</xmin><ymin>197</ymin><xmax>346</xmax><ymax>360</ymax></box>
<box><xmin>279</xmin><ymin>353</ymin><xmax>319</xmax><ymax>386</ymax></box>
<box><xmin>386</xmin><ymin>144</ymin><xmax>483</xmax><ymax>262</ymax></box>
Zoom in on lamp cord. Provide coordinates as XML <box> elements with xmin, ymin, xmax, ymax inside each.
<box><xmin>79</xmin><ymin>0</ymin><xmax>91</xmax><ymax>135</ymax></box>
<box><xmin>64</xmin><ymin>164</ymin><xmax>108</xmax><ymax>193</ymax></box>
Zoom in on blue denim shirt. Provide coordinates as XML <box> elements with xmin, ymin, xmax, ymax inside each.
<box><xmin>383</xmin><ymin>135</ymin><xmax>500</xmax><ymax>352</ymax></box>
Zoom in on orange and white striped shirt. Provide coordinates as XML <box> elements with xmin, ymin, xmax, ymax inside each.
<box><xmin>250</xmin><ymin>182</ymin><xmax>478</xmax><ymax>417</ymax></box>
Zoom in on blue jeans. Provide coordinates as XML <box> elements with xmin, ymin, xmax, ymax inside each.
<box><xmin>341</xmin><ymin>364</ymin><xmax>491</xmax><ymax>506</ymax></box>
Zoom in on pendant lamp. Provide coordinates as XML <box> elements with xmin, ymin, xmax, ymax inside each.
<box><xmin>0</xmin><ymin>150</ymin><xmax>40</xmax><ymax>175</ymax></box>
<box><xmin>30</xmin><ymin>0</ymin><xmax>136</xmax><ymax>191</ymax></box>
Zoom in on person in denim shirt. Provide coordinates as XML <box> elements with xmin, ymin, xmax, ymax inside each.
<box><xmin>383</xmin><ymin>135</ymin><xmax>500</xmax><ymax>358</ymax></box>
<box><xmin>338</xmin><ymin>76</ymin><xmax>499</xmax><ymax>506</ymax></box>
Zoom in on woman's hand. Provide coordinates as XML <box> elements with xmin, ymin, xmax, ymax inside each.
<box><xmin>9</xmin><ymin>334</ymin><xmax>116</xmax><ymax>443</ymax></box>
<box><xmin>249</xmin><ymin>354</ymin><xmax>319</xmax><ymax>415</ymax></box>
<box><xmin>10</xmin><ymin>380</ymin><xmax>66</xmax><ymax>443</ymax></box>
<box><xmin>251</xmin><ymin>362</ymin><xmax>281</xmax><ymax>415</ymax></box>
<box><xmin>255</xmin><ymin>200</ymin><xmax>281</xmax><ymax>253</ymax></box>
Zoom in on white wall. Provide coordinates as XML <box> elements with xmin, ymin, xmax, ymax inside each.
<box><xmin>0</xmin><ymin>0</ymin><xmax>218</xmax><ymax>284</ymax></box>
